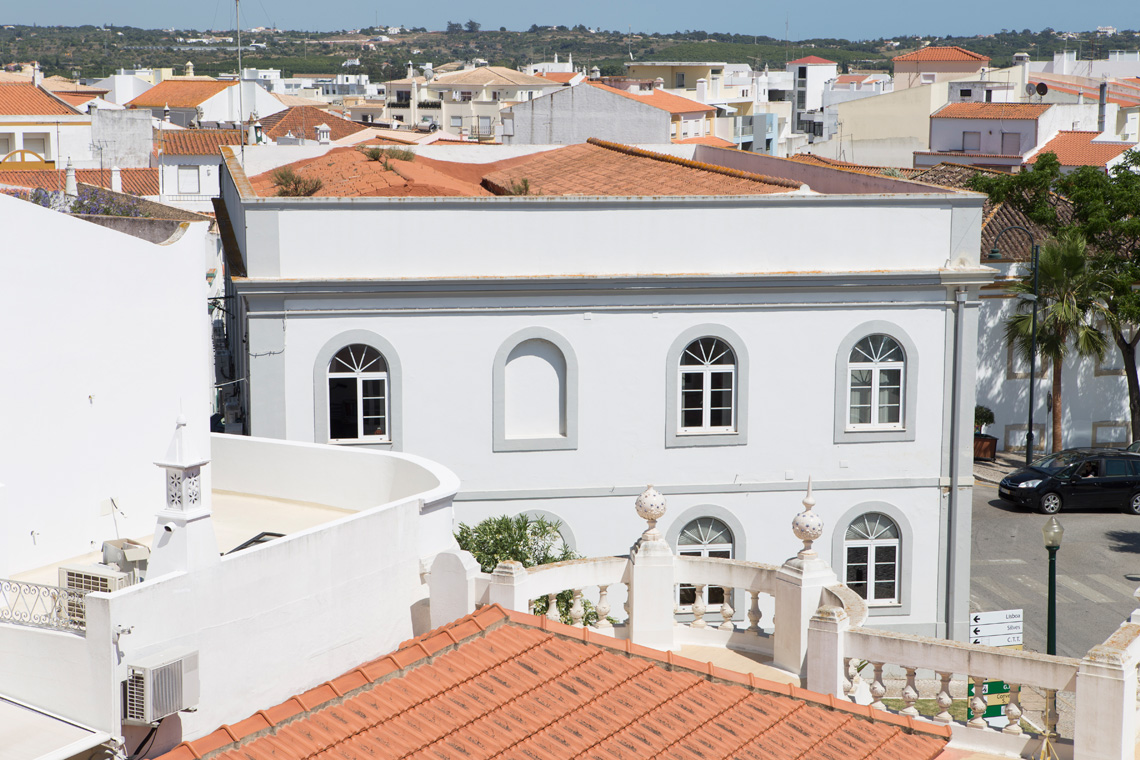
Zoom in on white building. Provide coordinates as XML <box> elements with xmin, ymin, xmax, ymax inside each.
<box><xmin>126</xmin><ymin>79</ymin><xmax>285</xmax><ymax>128</ymax></box>
<box><xmin>0</xmin><ymin>83</ymin><xmax>94</xmax><ymax>168</ymax></box>
<box><xmin>215</xmin><ymin>139</ymin><xmax>991</xmax><ymax>641</ymax></box>
<box><xmin>786</xmin><ymin>56</ymin><xmax>839</xmax><ymax>136</ymax></box>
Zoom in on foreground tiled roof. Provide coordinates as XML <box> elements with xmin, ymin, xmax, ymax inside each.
<box><xmin>483</xmin><ymin>138</ymin><xmax>802</xmax><ymax>196</ymax></box>
<box><xmin>259</xmin><ymin>105</ymin><xmax>367</xmax><ymax>142</ymax></box>
<box><xmin>1028</xmin><ymin>131</ymin><xmax>1137</xmax><ymax>168</ymax></box>
<box><xmin>787</xmin><ymin>55</ymin><xmax>837</xmax><ymax>65</ymax></box>
<box><xmin>932</xmin><ymin>102</ymin><xmax>1051</xmax><ymax>120</ymax></box>
<box><xmin>0</xmin><ymin>82</ymin><xmax>80</xmax><ymax>116</ymax></box>
<box><xmin>585</xmin><ymin>81</ymin><xmax>716</xmax><ymax>114</ymax></box>
<box><xmin>893</xmin><ymin>45</ymin><xmax>989</xmax><ymax>63</ymax></box>
<box><xmin>156</xmin><ymin>605</ymin><xmax>950</xmax><ymax>760</ymax></box>
<box><xmin>0</xmin><ymin>167</ymin><xmax>159</xmax><ymax>196</ymax></box>
<box><xmin>159</xmin><ymin>129</ymin><xmax>245</xmax><ymax>156</ymax></box>
<box><xmin>127</xmin><ymin>79</ymin><xmax>235</xmax><ymax>109</ymax></box>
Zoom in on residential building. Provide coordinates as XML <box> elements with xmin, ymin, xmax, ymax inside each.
<box><xmin>0</xmin><ymin>165</ymin><xmax>159</xmax><ymax>197</ymax></box>
<box><xmin>1031</xmin><ymin>49</ymin><xmax>1140</xmax><ymax>80</ymax></box>
<box><xmin>786</xmin><ymin>56</ymin><xmax>839</xmax><ymax>137</ymax></box>
<box><xmin>1026</xmin><ymin>130</ymin><xmax>1138</xmax><ymax>173</ymax></box>
<box><xmin>125</xmin><ymin>78</ymin><xmax>284</xmax><ymax>128</ymax></box>
<box><xmin>0</xmin><ymin>83</ymin><xmax>93</xmax><ymax>168</ymax></box>
<box><xmin>89</xmin><ymin>72</ymin><xmax>154</xmax><ymax>106</ymax></box>
<box><xmin>500</xmin><ymin>80</ymin><xmax>673</xmax><ymax>145</ymax></box>
<box><xmin>914</xmin><ymin>101</ymin><xmax>1102</xmax><ymax>171</ymax></box>
<box><xmin>155</xmin><ymin>128</ymin><xmax>245</xmax><ymax>211</ymax></box>
<box><xmin>800</xmin><ymin>73</ymin><xmax>893</xmax><ymax>141</ymax></box>
<box><xmin>215</xmin><ymin>137</ymin><xmax>990</xmax><ymax>643</ymax></box>
<box><xmin>258</xmin><ymin>105</ymin><xmax>370</xmax><ymax>144</ymax></box>
<box><xmin>892</xmin><ymin>46</ymin><xmax>990</xmax><ymax>90</ymax></box>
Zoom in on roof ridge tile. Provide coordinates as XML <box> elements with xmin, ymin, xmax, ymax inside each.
<box><xmin>584</xmin><ymin>138</ymin><xmax>803</xmax><ymax>190</ymax></box>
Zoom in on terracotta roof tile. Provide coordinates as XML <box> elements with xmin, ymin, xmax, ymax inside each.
<box><xmin>1028</xmin><ymin>130</ymin><xmax>1138</xmax><ymax>168</ymax></box>
<box><xmin>0</xmin><ymin>82</ymin><xmax>80</xmax><ymax>116</ymax></box>
<box><xmin>127</xmin><ymin>79</ymin><xmax>235</xmax><ymax>109</ymax></box>
<box><xmin>259</xmin><ymin>105</ymin><xmax>367</xmax><ymax>142</ymax></box>
<box><xmin>482</xmin><ymin>138</ymin><xmax>800</xmax><ymax>196</ymax></box>
<box><xmin>585</xmin><ymin>80</ymin><xmax>715</xmax><ymax>115</ymax></box>
<box><xmin>893</xmin><ymin>45</ymin><xmax>990</xmax><ymax>62</ymax></box>
<box><xmin>788</xmin><ymin>152</ymin><xmax>925</xmax><ymax>178</ymax></box>
<box><xmin>155</xmin><ymin>605</ymin><xmax>950</xmax><ymax>760</ymax></box>
<box><xmin>0</xmin><ymin>167</ymin><xmax>158</xmax><ymax>195</ymax></box>
<box><xmin>835</xmin><ymin>74</ymin><xmax>874</xmax><ymax>84</ymax></box>
<box><xmin>787</xmin><ymin>55</ymin><xmax>837</xmax><ymax>65</ymax></box>
<box><xmin>933</xmin><ymin>102</ymin><xmax>1052</xmax><ymax>120</ymax></box>
<box><xmin>158</xmin><ymin>129</ymin><xmax>245</xmax><ymax>156</ymax></box>
<box><xmin>674</xmin><ymin>135</ymin><xmax>736</xmax><ymax>148</ymax></box>
<box><xmin>535</xmin><ymin>72</ymin><xmax>580</xmax><ymax>83</ymax></box>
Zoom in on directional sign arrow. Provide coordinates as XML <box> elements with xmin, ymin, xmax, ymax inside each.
<box><xmin>974</xmin><ymin>627</ymin><xmax>981</xmax><ymax>634</ymax></box>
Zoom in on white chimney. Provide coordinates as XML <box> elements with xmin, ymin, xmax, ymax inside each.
<box><xmin>163</xmin><ymin>103</ymin><xmax>171</xmax><ymax>122</ymax></box>
<box><xmin>64</xmin><ymin>159</ymin><xmax>77</xmax><ymax>196</ymax></box>
<box><xmin>186</xmin><ymin>60</ymin><xmax>195</xmax><ymax>77</ymax></box>
<box><xmin>696</xmin><ymin>77</ymin><xmax>707</xmax><ymax>101</ymax></box>
<box><xmin>110</xmin><ymin>166</ymin><xmax>122</xmax><ymax>193</ymax></box>
<box><xmin>655</xmin><ymin>77</ymin><xmax>664</xmax><ymax>89</ymax></box>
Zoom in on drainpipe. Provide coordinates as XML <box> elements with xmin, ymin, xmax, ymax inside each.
<box><xmin>1098</xmin><ymin>81</ymin><xmax>1107</xmax><ymax>133</ymax></box>
<box><xmin>946</xmin><ymin>287</ymin><xmax>968</xmax><ymax>640</ymax></box>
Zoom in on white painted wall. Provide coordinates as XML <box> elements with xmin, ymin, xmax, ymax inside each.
<box><xmin>0</xmin><ymin>116</ymin><xmax>93</xmax><ymax>166</ymax></box>
<box><xmin>502</xmin><ymin>84</ymin><xmax>670</xmax><ymax>146</ymax></box>
<box><xmin>0</xmin><ymin>195</ymin><xmax>212</xmax><ymax>578</ymax></box>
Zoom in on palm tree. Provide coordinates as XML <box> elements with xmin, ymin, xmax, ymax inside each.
<box><xmin>1006</xmin><ymin>230</ymin><xmax>1108</xmax><ymax>453</ymax></box>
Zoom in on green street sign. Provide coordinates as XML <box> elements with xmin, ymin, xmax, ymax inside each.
<box><xmin>967</xmin><ymin>680</ymin><xmax>1010</xmax><ymax>719</ymax></box>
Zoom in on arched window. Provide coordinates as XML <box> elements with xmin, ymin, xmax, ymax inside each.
<box><xmin>844</xmin><ymin>512</ymin><xmax>900</xmax><ymax>605</ymax></box>
<box><xmin>678</xmin><ymin>517</ymin><xmax>734</xmax><ymax>609</ymax></box>
<box><xmin>679</xmin><ymin>338</ymin><xmax>736</xmax><ymax>433</ymax></box>
<box><xmin>847</xmin><ymin>335</ymin><xmax>904</xmax><ymax>430</ymax></box>
<box><xmin>504</xmin><ymin>339</ymin><xmax>566</xmax><ymax>439</ymax></box>
<box><xmin>327</xmin><ymin>344</ymin><xmax>389</xmax><ymax>442</ymax></box>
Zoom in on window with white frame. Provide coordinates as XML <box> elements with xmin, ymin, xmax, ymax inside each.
<box><xmin>847</xmin><ymin>334</ymin><xmax>904</xmax><ymax>429</ymax></box>
<box><xmin>844</xmin><ymin>512</ymin><xmax>900</xmax><ymax>604</ymax></box>
<box><xmin>450</xmin><ymin>115</ymin><xmax>462</xmax><ymax>129</ymax></box>
<box><xmin>177</xmin><ymin>165</ymin><xmax>200</xmax><ymax>194</ymax></box>
<box><xmin>327</xmin><ymin>344</ymin><xmax>389</xmax><ymax>442</ymax></box>
<box><xmin>677</xmin><ymin>517</ymin><xmax>733</xmax><ymax>610</ymax></box>
<box><xmin>679</xmin><ymin>337</ymin><xmax>736</xmax><ymax>433</ymax></box>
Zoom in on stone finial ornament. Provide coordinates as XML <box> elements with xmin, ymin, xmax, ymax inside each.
<box><xmin>635</xmin><ymin>485</ymin><xmax>667</xmax><ymax>541</ymax></box>
<box><xmin>792</xmin><ymin>477</ymin><xmax>824</xmax><ymax>558</ymax></box>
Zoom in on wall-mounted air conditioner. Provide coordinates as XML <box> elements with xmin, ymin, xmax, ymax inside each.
<box><xmin>123</xmin><ymin>650</ymin><xmax>200</xmax><ymax>725</ymax></box>
<box><xmin>59</xmin><ymin>564</ymin><xmax>133</xmax><ymax>625</ymax></box>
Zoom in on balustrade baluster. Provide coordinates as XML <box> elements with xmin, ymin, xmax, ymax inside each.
<box><xmin>569</xmin><ymin>589</ymin><xmax>585</xmax><ymax>628</ymax></box>
<box><xmin>1003</xmin><ymin>683</ymin><xmax>1023</xmax><ymax>735</ymax></box>
<box><xmin>968</xmin><ymin>676</ymin><xmax>988</xmax><ymax>729</ymax></box>
<box><xmin>594</xmin><ymin>585</ymin><xmax>612</xmax><ymax>630</ymax></box>
<box><xmin>527</xmin><ymin>599</ymin><xmax>535</xmax><ymax>615</ymax></box>
<box><xmin>546</xmin><ymin>593</ymin><xmax>559</xmax><ymax>622</ymax></box>
<box><xmin>869</xmin><ymin>663</ymin><xmax>886</xmax><ymax>711</ymax></box>
<box><xmin>1045</xmin><ymin>689</ymin><xmax>1059</xmax><ymax>740</ymax></box>
<box><xmin>842</xmin><ymin>658</ymin><xmax>853</xmax><ymax>701</ymax></box>
<box><xmin>901</xmin><ymin>667</ymin><xmax>919</xmax><ymax>717</ymax></box>
<box><xmin>691</xmin><ymin>585</ymin><xmax>707</xmax><ymax>629</ymax></box>
<box><xmin>933</xmin><ymin>672</ymin><xmax>954</xmax><ymax>724</ymax></box>
<box><xmin>746</xmin><ymin>590</ymin><xmax>762</xmax><ymax>633</ymax></box>
<box><xmin>718</xmin><ymin>588</ymin><xmax>734</xmax><ymax>630</ymax></box>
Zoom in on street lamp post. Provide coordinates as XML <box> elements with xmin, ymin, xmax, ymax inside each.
<box><xmin>1041</xmin><ymin>516</ymin><xmax>1064</xmax><ymax>656</ymax></box>
<box><xmin>989</xmin><ymin>227</ymin><xmax>1041</xmax><ymax>467</ymax></box>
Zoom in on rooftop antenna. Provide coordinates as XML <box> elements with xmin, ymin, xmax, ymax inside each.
<box><xmin>236</xmin><ymin>0</ymin><xmax>245</xmax><ymax>162</ymax></box>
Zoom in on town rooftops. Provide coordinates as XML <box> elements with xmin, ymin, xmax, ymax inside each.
<box><xmin>932</xmin><ymin>102</ymin><xmax>1052</xmax><ymax>120</ymax></box>
<box><xmin>259</xmin><ymin>105</ymin><xmax>368</xmax><ymax>142</ymax></box>
<box><xmin>126</xmin><ymin>79</ymin><xmax>236</xmax><ymax>109</ymax></box>
<box><xmin>892</xmin><ymin>45</ymin><xmax>990</xmax><ymax>63</ymax></box>
<box><xmin>0</xmin><ymin>167</ymin><xmax>159</xmax><ymax>196</ymax></box>
<box><xmin>154</xmin><ymin>605</ymin><xmax>951</xmax><ymax>760</ymax></box>
<box><xmin>585</xmin><ymin>80</ymin><xmax>716</xmax><ymax>115</ymax></box>
<box><xmin>158</xmin><ymin>128</ymin><xmax>245</xmax><ymax>156</ymax></box>
<box><xmin>426</xmin><ymin>66</ymin><xmax>554</xmax><ymax>88</ymax></box>
<box><xmin>1027</xmin><ymin>130</ymin><xmax>1138</xmax><ymax>168</ymax></box>
<box><xmin>0</xmin><ymin>82</ymin><xmax>80</xmax><ymax>116</ymax></box>
<box><xmin>787</xmin><ymin>55</ymin><xmax>838</xmax><ymax>65</ymax></box>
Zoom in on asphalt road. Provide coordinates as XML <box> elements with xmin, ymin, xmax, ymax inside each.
<box><xmin>971</xmin><ymin>482</ymin><xmax>1140</xmax><ymax>658</ymax></box>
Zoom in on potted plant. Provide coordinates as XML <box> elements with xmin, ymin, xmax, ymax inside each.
<box><xmin>974</xmin><ymin>404</ymin><xmax>997</xmax><ymax>461</ymax></box>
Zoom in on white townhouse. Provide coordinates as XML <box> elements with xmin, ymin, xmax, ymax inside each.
<box><xmin>214</xmin><ymin>141</ymin><xmax>991</xmax><ymax>642</ymax></box>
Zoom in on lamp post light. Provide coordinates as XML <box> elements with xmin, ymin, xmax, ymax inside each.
<box><xmin>989</xmin><ymin>226</ymin><xmax>1041</xmax><ymax>467</ymax></box>
<box><xmin>1042</xmin><ymin>516</ymin><xmax>1064</xmax><ymax>656</ymax></box>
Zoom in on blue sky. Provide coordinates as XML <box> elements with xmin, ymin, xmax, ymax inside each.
<box><xmin>6</xmin><ymin>1</ymin><xmax>1137</xmax><ymax>40</ymax></box>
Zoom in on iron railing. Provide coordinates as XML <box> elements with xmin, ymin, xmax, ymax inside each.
<box><xmin>0</xmin><ymin>578</ymin><xmax>89</xmax><ymax>634</ymax></box>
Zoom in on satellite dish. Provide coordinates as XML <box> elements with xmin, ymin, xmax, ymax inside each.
<box><xmin>1036</xmin><ymin>82</ymin><xmax>1049</xmax><ymax>96</ymax></box>
<box><xmin>425</xmin><ymin>68</ymin><xmax>435</xmax><ymax>81</ymax></box>
<box><xmin>1026</xmin><ymin>83</ymin><xmax>1037</xmax><ymax>96</ymax></box>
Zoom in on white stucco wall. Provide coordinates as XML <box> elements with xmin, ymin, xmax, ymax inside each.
<box><xmin>0</xmin><ymin>195</ymin><xmax>212</xmax><ymax>578</ymax></box>
<box><xmin>502</xmin><ymin>84</ymin><xmax>670</xmax><ymax>146</ymax></box>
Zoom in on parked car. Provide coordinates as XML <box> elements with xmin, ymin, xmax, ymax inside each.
<box><xmin>997</xmin><ymin>448</ymin><xmax>1140</xmax><ymax>514</ymax></box>
<box><xmin>1126</xmin><ymin>441</ymin><xmax>1140</xmax><ymax>453</ymax></box>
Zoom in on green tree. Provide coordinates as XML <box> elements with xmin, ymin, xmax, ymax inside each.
<box><xmin>465</xmin><ymin>19</ymin><xmax>481</xmax><ymax>33</ymax></box>
<box><xmin>445</xmin><ymin>21</ymin><xmax>463</xmax><ymax>33</ymax></box>
<box><xmin>1005</xmin><ymin>230</ymin><xmax>1108</xmax><ymax>451</ymax></box>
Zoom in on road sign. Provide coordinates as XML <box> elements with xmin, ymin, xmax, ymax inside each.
<box><xmin>971</xmin><ymin>633</ymin><xmax>1024</xmax><ymax>647</ymax></box>
<box><xmin>970</xmin><ymin>621</ymin><xmax>1023</xmax><ymax>637</ymax></box>
<box><xmin>968</xmin><ymin>680</ymin><xmax>1010</xmax><ymax>720</ymax></box>
<box><xmin>970</xmin><ymin>609</ymin><xmax>1022</xmax><ymax>626</ymax></box>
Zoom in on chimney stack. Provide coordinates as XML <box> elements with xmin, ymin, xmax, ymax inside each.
<box><xmin>110</xmin><ymin>166</ymin><xmax>122</xmax><ymax>193</ymax></box>
<box><xmin>64</xmin><ymin>159</ymin><xmax>77</xmax><ymax>196</ymax></box>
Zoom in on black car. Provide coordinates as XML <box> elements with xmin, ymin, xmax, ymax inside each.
<box><xmin>997</xmin><ymin>448</ymin><xmax>1140</xmax><ymax>514</ymax></box>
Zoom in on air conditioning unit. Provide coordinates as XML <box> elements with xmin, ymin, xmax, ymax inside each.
<box><xmin>102</xmin><ymin>539</ymin><xmax>150</xmax><ymax>583</ymax></box>
<box><xmin>123</xmin><ymin>650</ymin><xmax>200</xmax><ymax>725</ymax></box>
<box><xmin>59</xmin><ymin>564</ymin><xmax>133</xmax><ymax>625</ymax></box>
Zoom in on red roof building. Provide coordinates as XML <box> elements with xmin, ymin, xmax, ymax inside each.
<box><xmin>127</xmin><ymin>79</ymin><xmax>236</xmax><ymax>110</ymax></box>
<box><xmin>787</xmin><ymin>55</ymin><xmax>838</xmax><ymax>66</ymax></box>
<box><xmin>259</xmin><ymin>105</ymin><xmax>368</xmax><ymax>142</ymax></box>
<box><xmin>155</xmin><ymin>605</ymin><xmax>951</xmax><ymax>760</ymax></box>
<box><xmin>1027</xmin><ymin>130</ymin><xmax>1138</xmax><ymax>172</ymax></box>
<box><xmin>892</xmin><ymin>46</ymin><xmax>989</xmax><ymax>63</ymax></box>
<box><xmin>0</xmin><ymin>167</ymin><xmax>159</xmax><ymax>195</ymax></box>
<box><xmin>0</xmin><ymin>82</ymin><xmax>80</xmax><ymax>116</ymax></box>
<box><xmin>893</xmin><ymin>46</ymin><xmax>990</xmax><ymax>91</ymax></box>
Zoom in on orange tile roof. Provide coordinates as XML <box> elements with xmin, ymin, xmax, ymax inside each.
<box><xmin>835</xmin><ymin>74</ymin><xmax>873</xmax><ymax>84</ymax></box>
<box><xmin>932</xmin><ymin>102</ymin><xmax>1051</xmax><ymax>120</ymax></box>
<box><xmin>788</xmin><ymin>152</ymin><xmax>925</xmax><ymax>177</ymax></box>
<box><xmin>259</xmin><ymin>105</ymin><xmax>368</xmax><ymax>141</ymax></box>
<box><xmin>1027</xmin><ymin>130</ymin><xmax>1138</xmax><ymax>168</ymax></box>
<box><xmin>674</xmin><ymin>135</ymin><xmax>737</xmax><ymax>147</ymax></box>
<box><xmin>788</xmin><ymin>55</ymin><xmax>837</xmax><ymax>65</ymax></box>
<box><xmin>52</xmin><ymin>91</ymin><xmax>98</xmax><ymax>107</ymax></box>
<box><xmin>483</xmin><ymin>138</ymin><xmax>801</xmax><ymax>196</ymax></box>
<box><xmin>0</xmin><ymin>167</ymin><xmax>159</xmax><ymax>195</ymax></box>
<box><xmin>155</xmin><ymin>605</ymin><xmax>950</xmax><ymax>760</ymax></box>
<box><xmin>535</xmin><ymin>72</ymin><xmax>580</xmax><ymax>83</ymax></box>
<box><xmin>126</xmin><ymin>79</ymin><xmax>235</xmax><ymax>109</ymax></box>
<box><xmin>158</xmin><ymin>129</ymin><xmax>245</xmax><ymax>156</ymax></box>
<box><xmin>893</xmin><ymin>45</ymin><xmax>989</xmax><ymax>63</ymax></box>
<box><xmin>585</xmin><ymin>80</ymin><xmax>715</xmax><ymax>114</ymax></box>
<box><xmin>0</xmin><ymin>82</ymin><xmax>80</xmax><ymax>116</ymax></box>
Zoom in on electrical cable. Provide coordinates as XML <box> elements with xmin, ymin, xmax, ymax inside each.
<box><xmin>126</xmin><ymin>719</ymin><xmax>161</xmax><ymax>760</ymax></box>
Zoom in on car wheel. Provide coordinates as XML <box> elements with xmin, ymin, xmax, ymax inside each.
<box><xmin>1126</xmin><ymin>492</ymin><xmax>1140</xmax><ymax>515</ymax></box>
<box><xmin>1038</xmin><ymin>492</ymin><xmax>1063</xmax><ymax>515</ymax></box>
